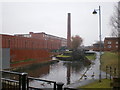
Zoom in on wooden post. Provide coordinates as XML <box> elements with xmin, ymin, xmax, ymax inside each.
<box><xmin>110</xmin><ymin>66</ymin><xmax>112</xmax><ymax>80</ymax></box>
<box><xmin>106</xmin><ymin>66</ymin><xmax>108</xmax><ymax>79</ymax></box>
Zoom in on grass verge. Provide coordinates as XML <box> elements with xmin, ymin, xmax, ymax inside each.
<box><xmin>79</xmin><ymin>79</ymin><xmax>112</xmax><ymax>88</ymax></box>
<box><xmin>86</xmin><ymin>53</ymin><xmax>96</xmax><ymax>60</ymax></box>
<box><xmin>11</xmin><ymin>58</ymin><xmax>35</xmax><ymax>64</ymax></box>
<box><xmin>56</xmin><ymin>55</ymin><xmax>71</xmax><ymax>58</ymax></box>
<box><xmin>101</xmin><ymin>52</ymin><xmax>118</xmax><ymax>72</ymax></box>
<box><xmin>78</xmin><ymin>52</ymin><xmax>118</xmax><ymax>89</ymax></box>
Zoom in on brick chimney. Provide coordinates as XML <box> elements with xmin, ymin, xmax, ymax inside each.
<box><xmin>67</xmin><ymin>13</ymin><xmax>71</xmax><ymax>49</ymax></box>
<box><xmin>29</xmin><ymin>32</ymin><xmax>33</xmax><ymax>34</ymax></box>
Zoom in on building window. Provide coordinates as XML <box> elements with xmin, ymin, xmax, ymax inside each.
<box><xmin>108</xmin><ymin>45</ymin><xmax>111</xmax><ymax>48</ymax></box>
<box><xmin>107</xmin><ymin>41</ymin><xmax>111</xmax><ymax>44</ymax></box>
<box><xmin>116</xmin><ymin>45</ymin><xmax>118</xmax><ymax>48</ymax></box>
<box><xmin>116</xmin><ymin>41</ymin><xmax>118</xmax><ymax>44</ymax></box>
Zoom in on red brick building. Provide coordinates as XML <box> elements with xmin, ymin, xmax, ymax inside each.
<box><xmin>14</xmin><ymin>32</ymin><xmax>67</xmax><ymax>50</ymax></box>
<box><xmin>104</xmin><ymin>37</ymin><xmax>119</xmax><ymax>51</ymax></box>
<box><xmin>1</xmin><ymin>32</ymin><xmax>67</xmax><ymax>68</ymax></box>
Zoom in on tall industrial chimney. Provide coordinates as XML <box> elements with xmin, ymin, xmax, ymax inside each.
<box><xmin>67</xmin><ymin>13</ymin><xmax>71</xmax><ymax>49</ymax></box>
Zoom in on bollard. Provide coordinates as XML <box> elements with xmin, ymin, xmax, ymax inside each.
<box><xmin>56</xmin><ymin>82</ymin><xmax>64</xmax><ymax>90</ymax></box>
<box><xmin>114</xmin><ymin>68</ymin><xmax>116</xmax><ymax>77</ymax></box>
<box><xmin>21</xmin><ymin>72</ymin><xmax>28</xmax><ymax>90</ymax></box>
<box><xmin>110</xmin><ymin>66</ymin><xmax>112</xmax><ymax>80</ymax></box>
<box><xmin>0</xmin><ymin>71</ymin><xmax>2</xmax><ymax>90</ymax></box>
<box><xmin>112</xmin><ymin>77</ymin><xmax>120</xmax><ymax>89</ymax></box>
<box><xmin>106</xmin><ymin>66</ymin><xmax>108</xmax><ymax>79</ymax></box>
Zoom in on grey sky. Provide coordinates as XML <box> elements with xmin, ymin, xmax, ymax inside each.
<box><xmin>1</xmin><ymin>1</ymin><xmax>117</xmax><ymax>46</ymax></box>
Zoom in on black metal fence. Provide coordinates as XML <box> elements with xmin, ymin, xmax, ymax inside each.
<box><xmin>27</xmin><ymin>77</ymin><xmax>57</xmax><ymax>90</ymax></box>
<box><xmin>1</xmin><ymin>70</ymin><xmax>66</xmax><ymax>90</ymax></box>
<box><xmin>105</xmin><ymin>66</ymin><xmax>120</xmax><ymax>89</ymax></box>
<box><xmin>1</xmin><ymin>66</ymin><xmax>118</xmax><ymax>90</ymax></box>
<box><xmin>105</xmin><ymin>66</ymin><xmax>118</xmax><ymax>80</ymax></box>
<box><xmin>1</xmin><ymin>70</ymin><xmax>28</xmax><ymax>90</ymax></box>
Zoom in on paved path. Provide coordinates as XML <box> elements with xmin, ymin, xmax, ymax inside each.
<box><xmin>64</xmin><ymin>52</ymin><xmax>107</xmax><ymax>88</ymax></box>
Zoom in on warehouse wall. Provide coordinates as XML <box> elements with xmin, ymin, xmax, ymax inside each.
<box><xmin>1</xmin><ymin>34</ymin><xmax>61</xmax><ymax>50</ymax></box>
<box><xmin>10</xmin><ymin>48</ymin><xmax>51</xmax><ymax>68</ymax></box>
<box><xmin>2</xmin><ymin>48</ymin><xmax>10</xmax><ymax>69</ymax></box>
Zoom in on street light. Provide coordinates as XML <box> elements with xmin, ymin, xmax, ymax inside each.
<box><xmin>92</xmin><ymin>6</ymin><xmax>102</xmax><ymax>82</ymax></box>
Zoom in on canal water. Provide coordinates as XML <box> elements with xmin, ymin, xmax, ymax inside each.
<box><xmin>15</xmin><ymin>58</ymin><xmax>91</xmax><ymax>88</ymax></box>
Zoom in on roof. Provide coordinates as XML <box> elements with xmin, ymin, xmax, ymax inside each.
<box><xmin>104</xmin><ymin>37</ymin><xmax>119</xmax><ymax>40</ymax></box>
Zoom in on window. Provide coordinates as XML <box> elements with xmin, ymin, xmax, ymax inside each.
<box><xmin>108</xmin><ymin>45</ymin><xmax>111</xmax><ymax>48</ymax></box>
<box><xmin>116</xmin><ymin>45</ymin><xmax>118</xmax><ymax>48</ymax></box>
<box><xmin>116</xmin><ymin>41</ymin><xmax>118</xmax><ymax>44</ymax></box>
<box><xmin>107</xmin><ymin>41</ymin><xmax>111</xmax><ymax>44</ymax></box>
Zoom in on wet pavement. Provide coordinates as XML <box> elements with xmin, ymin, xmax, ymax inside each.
<box><xmin>64</xmin><ymin>52</ymin><xmax>107</xmax><ymax>88</ymax></box>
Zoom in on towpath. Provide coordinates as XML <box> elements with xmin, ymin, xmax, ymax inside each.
<box><xmin>64</xmin><ymin>52</ymin><xmax>107</xmax><ymax>88</ymax></box>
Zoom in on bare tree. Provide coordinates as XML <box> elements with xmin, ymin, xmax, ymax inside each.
<box><xmin>110</xmin><ymin>1</ymin><xmax>120</xmax><ymax>81</ymax></box>
<box><xmin>110</xmin><ymin>2</ymin><xmax>120</xmax><ymax>37</ymax></box>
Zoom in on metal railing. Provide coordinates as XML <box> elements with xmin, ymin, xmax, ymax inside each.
<box><xmin>1</xmin><ymin>70</ymin><xmax>66</xmax><ymax>90</ymax></box>
<box><xmin>1</xmin><ymin>70</ymin><xmax>28</xmax><ymax>90</ymax></box>
<box><xmin>27</xmin><ymin>77</ymin><xmax>57</xmax><ymax>90</ymax></box>
<box><xmin>105</xmin><ymin>66</ymin><xmax>118</xmax><ymax>80</ymax></box>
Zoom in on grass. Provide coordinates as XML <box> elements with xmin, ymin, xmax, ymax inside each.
<box><xmin>11</xmin><ymin>58</ymin><xmax>35</xmax><ymax>64</ymax></box>
<box><xmin>79</xmin><ymin>79</ymin><xmax>112</xmax><ymax>88</ymax></box>
<box><xmin>64</xmin><ymin>51</ymin><xmax>73</xmax><ymax>53</ymax></box>
<box><xmin>101</xmin><ymin>52</ymin><xmax>119</xmax><ymax>72</ymax></box>
<box><xmin>56</xmin><ymin>55</ymin><xmax>71</xmax><ymax>58</ymax></box>
<box><xmin>78</xmin><ymin>51</ymin><xmax>118</xmax><ymax>88</ymax></box>
<box><xmin>86</xmin><ymin>54</ymin><xmax>96</xmax><ymax>60</ymax></box>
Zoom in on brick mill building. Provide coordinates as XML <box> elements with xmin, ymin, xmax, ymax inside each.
<box><xmin>14</xmin><ymin>32</ymin><xmax>67</xmax><ymax>50</ymax></box>
<box><xmin>1</xmin><ymin>32</ymin><xmax>67</xmax><ymax>69</ymax></box>
<box><xmin>104</xmin><ymin>37</ymin><xmax>119</xmax><ymax>51</ymax></box>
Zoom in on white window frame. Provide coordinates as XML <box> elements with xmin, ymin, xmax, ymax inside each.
<box><xmin>116</xmin><ymin>41</ymin><xmax>118</xmax><ymax>44</ymax></box>
<box><xmin>116</xmin><ymin>45</ymin><xmax>118</xmax><ymax>48</ymax></box>
<box><xmin>107</xmin><ymin>41</ymin><xmax>111</xmax><ymax>44</ymax></box>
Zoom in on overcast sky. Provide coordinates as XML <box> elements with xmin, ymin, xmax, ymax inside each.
<box><xmin>0</xmin><ymin>1</ymin><xmax>118</xmax><ymax>46</ymax></box>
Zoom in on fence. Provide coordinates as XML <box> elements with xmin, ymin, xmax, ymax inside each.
<box><xmin>2</xmin><ymin>67</ymin><xmax>118</xmax><ymax>90</ymax></box>
<box><xmin>1</xmin><ymin>70</ymin><xmax>66</xmax><ymax>90</ymax></box>
<box><xmin>27</xmin><ymin>77</ymin><xmax>57</xmax><ymax>90</ymax></box>
<box><xmin>105</xmin><ymin>66</ymin><xmax>120</xmax><ymax>89</ymax></box>
<box><xmin>1</xmin><ymin>70</ymin><xmax>27</xmax><ymax>90</ymax></box>
<box><xmin>105</xmin><ymin>65</ymin><xmax>118</xmax><ymax>80</ymax></box>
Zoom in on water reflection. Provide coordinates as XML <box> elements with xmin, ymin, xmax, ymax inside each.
<box><xmin>14</xmin><ymin>63</ymin><xmax>51</xmax><ymax>77</ymax></box>
<box><xmin>15</xmin><ymin>60</ymin><xmax>91</xmax><ymax>88</ymax></box>
<box><xmin>63</xmin><ymin>61</ymin><xmax>90</xmax><ymax>85</ymax></box>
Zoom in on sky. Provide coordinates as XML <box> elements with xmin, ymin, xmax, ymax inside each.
<box><xmin>0</xmin><ymin>0</ymin><xmax>118</xmax><ymax>46</ymax></box>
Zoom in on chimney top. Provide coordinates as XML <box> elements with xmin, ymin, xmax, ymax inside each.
<box><xmin>29</xmin><ymin>32</ymin><xmax>33</xmax><ymax>34</ymax></box>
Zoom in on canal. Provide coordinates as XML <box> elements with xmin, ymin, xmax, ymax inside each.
<box><xmin>14</xmin><ymin>57</ymin><xmax>91</xmax><ymax>88</ymax></box>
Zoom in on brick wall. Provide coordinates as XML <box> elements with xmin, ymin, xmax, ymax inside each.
<box><xmin>10</xmin><ymin>48</ymin><xmax>51</xmax><ymax>68</ymax></box>
<box><xmin>0</xmin><ymin>34</ymin><xmax>61</xmax><ymax>50</ymax></box>
<box><xmin>0</xmin><ymin>34</ymin><xmax>65</xmax><ymax>68</ymax></box>
<box><xmin>104</xmin><ymin>37</ymin><xmax>119</xmax><ymax>51</ymax></box>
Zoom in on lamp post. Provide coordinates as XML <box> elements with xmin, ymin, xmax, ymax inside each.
<box><xmin>92</xmin><ymin>6</ymin><xmax>102</xmax><ymax>82</ymax></box>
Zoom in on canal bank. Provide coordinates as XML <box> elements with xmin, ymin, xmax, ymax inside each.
<box><xmin>64</xmin><ymin>52</ymin><xmax>107</xmax><ymax>88</ymax></box>
<box><xmin>8</xmin><ymin>56</ymin><xmax>91</xmax><ymax>88</ymax></box>
<box><xmin>3</xmin><ymin>52</ymin><xmax>104</xmax><ymax>89</ymax></box>
<box><xmin>77</xmin><ymin>51</ymin><xmax>119</xmax><ymax>89</ymax></box>
<box><xmin>7</xmin><ymin>59</ymin><xmax>59</xmax><ymax>71</ymax></box>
